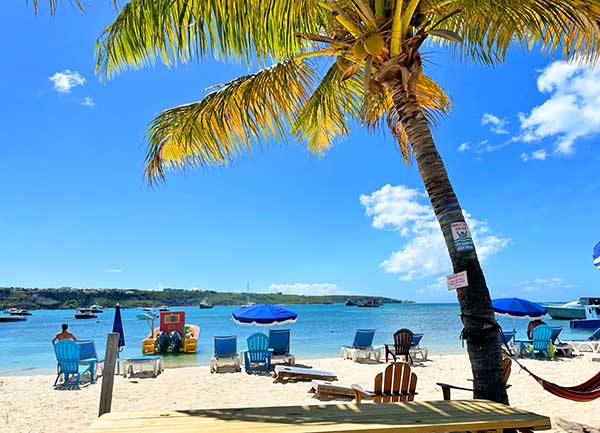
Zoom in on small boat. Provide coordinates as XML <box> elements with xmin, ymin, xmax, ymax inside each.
<box><xmin>545</xmin><ymin>297</ymin><xmax>600</xmax><ymax>320</ymax></box>
<box><xmin>0</xmin><ymin>315</ymin><xmax>27</xmax><ymax>322</ymax></box>
<box><xmin>142</xmin><ymin>311</ymin><xmax>199</xmax><ymax>354</ymax></box>
<box><xmin>75</xmin><ymin>308</ymin><xmax>98</xmax><ymax>319</ymax></box>
<box><xmin>345</xmin><ymin>299</ymin><xmax>356</xmax><ymax>306</ymax></box>
<box><xmin>570</xmin><ymin>303</ymin><xmax>600</xmax><ymax>329</ymax></box>
<box><xmin>199</xmin><ymin>301</ymin><xmax>213</xmax><ymax>309</ymax></box>
<box><xmin>8</xmin><ymin>308</ymin><xmax>32</xmax><ymax>316</ymax></box>
<box><xmin>158</xmin><ymin>306</ymin><xmax>169</xmax><ymax>312</ymax></box>
<box><xmin>89</xmin><ymin>304</ymin><xmax>104</xmax><ymax>313</ymax></box>
<box><xmin>358</xmin><ymin>298</ymin><xmax>380</xmax><ymax>308</ymax></box>
<box><xmin>241</xmin><ymin>282</ymin><xmax>255</xmax><ymax>307</ymax></box>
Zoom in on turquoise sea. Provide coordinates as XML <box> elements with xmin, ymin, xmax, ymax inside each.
<box><xmin>0</xmin><ymin>303</ymin><xmax>594</xmax><ymax>375</ymax></box>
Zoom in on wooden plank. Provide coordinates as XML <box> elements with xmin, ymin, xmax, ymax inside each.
<box><xmin>98</xmin><ymin>333</ymin><xmax>119</xmax><ymax>417</ymax></box>
<box><xmin>84</xmin><ymin>400</ymin><xmax>551</xmax><ymax>433</ymax></box>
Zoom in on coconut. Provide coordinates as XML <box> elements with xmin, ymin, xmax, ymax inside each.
<box><xmin>364</xmin><ymin>33</ymin><xmax>384</xmax><ymax>56</ymax></box>
<box><xmin>351</xmin><ymin>43</ymin><xmax>368</xmax><ymax>60</ymax></box>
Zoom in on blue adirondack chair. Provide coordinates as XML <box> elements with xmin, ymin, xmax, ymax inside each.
<box><xmin>269</xmin><ymin>329</ymin><xmax>296</xmax><ymax>365</ymax></box>
<box><xmin>529</xmin><ymin>325</ymin><xmax>553</xmax><ymax>359</ymax></box>
<box><xmin>77</xmin><ymin>340</ymin><xmax>104</xmax><ymax>380</ymax></box>
<box><xmin>210</xmin><ymin>336</ymin><xmax>240</xmax><ymax>373</ymax></box>
<box><xmin>54</xmin><ymin>340</ymin><xmax>95</xmax><ymax>386</ymax></box>
<box><xmin>244</xmin><ymin>333</ymin><xmax>271</xmax><ymax>373</ymax></box>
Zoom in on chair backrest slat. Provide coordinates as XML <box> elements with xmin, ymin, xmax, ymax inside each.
<box><xmin>393</xmin><ymin>328</ymin><xmax>413</xmax><ymax>356</ymax></box>
<box><xmin>372</xmin><ymin>362</ymin><xmax>417</xmax><ymax>403</ymax></box>
<box><xmin>532</xmin><ymin>325</ymin><xmax>552</xmax><ymax>351</ymax></box>
<box><xmin>247</xmin><ymin>333</ymin><xmax>269</xmax><ymax>362</ymax></box>
<box><xmin>55</xmin><ymin>340</ymin><xmax>80</xmax><ymax>375</ymax></box>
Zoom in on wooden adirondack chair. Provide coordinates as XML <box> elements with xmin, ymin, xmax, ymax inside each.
<box><xmin>352</xmin><ymin>362</ymin><xmax>417</xmax><ymax>403</ymax></box>
<box><xmin>384</xmin><ymin>328</ymin><xmax>413</xmax><ymax>363</ymax></box>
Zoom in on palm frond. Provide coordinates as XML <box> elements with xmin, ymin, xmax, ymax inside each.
<box><xmin>29</xmin><ymin>0</ymin><xmax>119</xmax><ymax>15</ymax></box>
<box><xmin>95</xmin><ymin>0</ymin><xmax>326</xmax><ymax>79</ymax></box>
<box><xmin>292</xmin><ymin>62</ymin><xmax>363</xmax><ymax>155</ymax></box>
<box><xmin>144</xmin><ymin>61</ymin><xmax>316</xmax><ymax>184</ymax></box>
<box><xmin>425</xmin><ymin>0</ymin><xmax>600</xmax><ymax>64</ymax></box>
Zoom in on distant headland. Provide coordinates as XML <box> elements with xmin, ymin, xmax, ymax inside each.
<box><xmin>0</xmin><ymin>287</ymin><xmax>414</xmax><ymax>310</ymax></box>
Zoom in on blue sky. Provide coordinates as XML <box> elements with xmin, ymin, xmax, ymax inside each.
<box><xmin>1</xmin><ymin>2</ymin><xmax>599</xmax><ymax>302</ymax></box>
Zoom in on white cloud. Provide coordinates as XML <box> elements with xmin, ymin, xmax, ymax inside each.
<box><xmin>268</xmin><ymin>283</ymin><xmax>348</xmax><ymax>296</ymax></box>
<box><xmin>360</xmin><ymin>184</ymin><xmax>509</xmax><ymax>281</ymax></box>
<box><xmin>107</xmin><ymin>269</ymin><xmax>123</xmax><ymax>273</ymax></box>
<box><xmin>49</xmin><ymin>70</ymin><xmax>86</xmax><ymax>94</ymax></box>
<box><xmin>458</xmin><ymin>142</ymin><xmax>470</xmax><ymax>152</ymax></box>
<box><xmin>482</xmin><ymin>113</ymin><xmax>509</xmax><ymax>135</ymax></box>
<box><xmin>518</xmin><ymin>60</ymin><xmax>600</xmax><ymax>155</ymax></box>
<box><xmin>81</xmin><ymin>97</ymin><xmax>96</xmax><ymax>108</ymax></box>
<box><xmin>520</xmin><ymin>149</ymin><xmax>547</xmax><ymax>162</ymax></box>
<box><xmin>416</xmin><ymin>276</ymin><xmax>448</xmax><ymax>295</ymax></box>
<box><xmin>516</xmin><ymin>277</ymin><xmax>578</xmax><ymax>292</ymax></box>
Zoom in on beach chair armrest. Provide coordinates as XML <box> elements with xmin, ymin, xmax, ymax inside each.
<box><xmin>351</xmin><ymin>384</ymin><xmax>374</xmax><ymax>403</ymax></box>
<box><xmin>437</xmin><ymin>382</ymin><xmax>473</xmax><ymax>392</ymax></box>
<box><xmin>437</xmin><ymin>382</ymin><xmax>474</xmax><ymax>400</ymax></box>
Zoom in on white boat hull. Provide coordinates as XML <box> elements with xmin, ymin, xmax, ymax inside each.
<box><xmin>546</xmin><ymin>305</ymin><xmax>585</xmax><ymax>320</ymax></box>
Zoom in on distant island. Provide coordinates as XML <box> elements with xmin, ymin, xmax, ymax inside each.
<box><xmin>0</xmin><ymin>287</ymin><xmax>414</xmax><ymax>310</ymax></box>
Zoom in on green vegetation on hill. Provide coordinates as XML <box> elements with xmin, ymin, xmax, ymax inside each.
<box><xmin>0</xmin><ymin>287</ymin><xmax>413</xmax><ymax>310</ymax></box>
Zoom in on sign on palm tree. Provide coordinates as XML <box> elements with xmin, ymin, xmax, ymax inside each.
<box><xmin>49</xmin><ymin>0</ymin><xmax>600</xmax><ymax>404</ymax></box>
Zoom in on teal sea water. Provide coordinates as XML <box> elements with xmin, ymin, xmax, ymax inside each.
<box><xmin>0</xmin><ymin>303</ymin><xmax>594</xmax><ymax>375</ymax></box>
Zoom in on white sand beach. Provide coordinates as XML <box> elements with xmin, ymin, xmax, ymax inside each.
<box><xmin>1</xmin><ymin>353</ymin><xmax>599</xmax><ymax>433</ymax></box>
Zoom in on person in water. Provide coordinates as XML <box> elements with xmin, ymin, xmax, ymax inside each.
<box><xmin>52</xmin><ymin>323</ymin><xmax>76</xmax><ymax>344</ymax></box>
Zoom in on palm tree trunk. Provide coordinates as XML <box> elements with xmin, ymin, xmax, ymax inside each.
<box><xmin>394</xmin><ymin>91</ymin><xmax>509</xmax><ymax>404</ymax></box>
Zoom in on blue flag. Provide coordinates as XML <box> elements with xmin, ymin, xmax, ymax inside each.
<box><xmin>594</xmin><ymin>241</ymin><xmax>600</xmax><ymax>270</ymax></box>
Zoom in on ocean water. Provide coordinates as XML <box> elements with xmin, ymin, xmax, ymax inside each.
<box><xmin>0</xmin><ymin>303</ymin><xmax>594</xmax><ymax>375</ymax></box>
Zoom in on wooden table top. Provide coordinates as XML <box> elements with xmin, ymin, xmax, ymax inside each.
<box><xmin>84</xmin><ymin>399</ymin><xmax>551</xmax><ymax>433</ymax></box>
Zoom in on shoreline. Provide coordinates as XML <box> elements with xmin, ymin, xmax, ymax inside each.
<box><xmin>0</xmin><ymin>349</ymin><xmax>470</xmax><ymax>377</ymax></box>
<box><xmin>1</xmin><ymin>353</ymin><xmax>598</xmax><ymax>433</ymax></box>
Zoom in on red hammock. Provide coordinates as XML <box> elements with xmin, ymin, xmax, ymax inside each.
<box><xmin>516</xmin><ymin>360</ymin><xmax>600</xmax><ymax>402</ymax></box>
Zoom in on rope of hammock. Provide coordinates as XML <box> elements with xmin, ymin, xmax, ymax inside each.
<box><xmin>460</xmin><ymin>313</ymin><xmax>600</xmax><ymax>402</ymax></box>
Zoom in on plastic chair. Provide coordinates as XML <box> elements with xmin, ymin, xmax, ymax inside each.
<box><xmin>244</xmin><ymin>333</ymin><xmax>271</xmax><ymax>373</ymax></box>
<box><xmin>54</xmin><ymin>340</ymin><xmax>94</xmax><ymax>386</ymax></box>
<box><xmin>210</xmin><ymin>336</ymin><xmax>240</xmax><ymax>373</ymax></box>
<box><xmin>269</xmin><ymin>329</ymin><xmax>295</xmax><ymax>365</ymax></box>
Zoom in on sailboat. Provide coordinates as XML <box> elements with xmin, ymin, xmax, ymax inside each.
<box><xmin>241</xmin><ymin>282</ymin><xmax>255</xmax><ymax>307</ymax></box>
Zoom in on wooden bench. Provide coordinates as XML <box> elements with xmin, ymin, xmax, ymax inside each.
<box><xmin>84</xmin><ymin>399</ymin><xmax>551</xmax><ymax>432</ymax></box>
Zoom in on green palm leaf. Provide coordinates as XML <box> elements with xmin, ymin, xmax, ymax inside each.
<box><xmin>145</xmin><ymin>60</ymin><xmax>316</xmax><ymax>183</ymax></box>
<box><xmin>95</xmin><ymin>0</ymin><xmax>326</xmax><ymax>79</ymax></box>
<box><xmin>292</xmin><ymin>63</ymin><xmax>363</xmax><ymax>155</ymax></box>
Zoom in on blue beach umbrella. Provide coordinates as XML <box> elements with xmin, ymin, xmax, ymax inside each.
<box><xmin>492</xmin><ymin>297</ymin><xmax>547</xmax><ymax>319</ymax></box>
<box><xmin>232</xmin><ymin>304</ymin><xmax>298</xmax><ymax>326</ymax></box>
<box><xmin>112</xmin><ymin>304</ymin><xmax>125</xmax><ymax>350</ymax></box>
<box><xmin>594</xmin><ymin>241</ymin><xmax>600</xmax><ymax>270</ymax></box>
